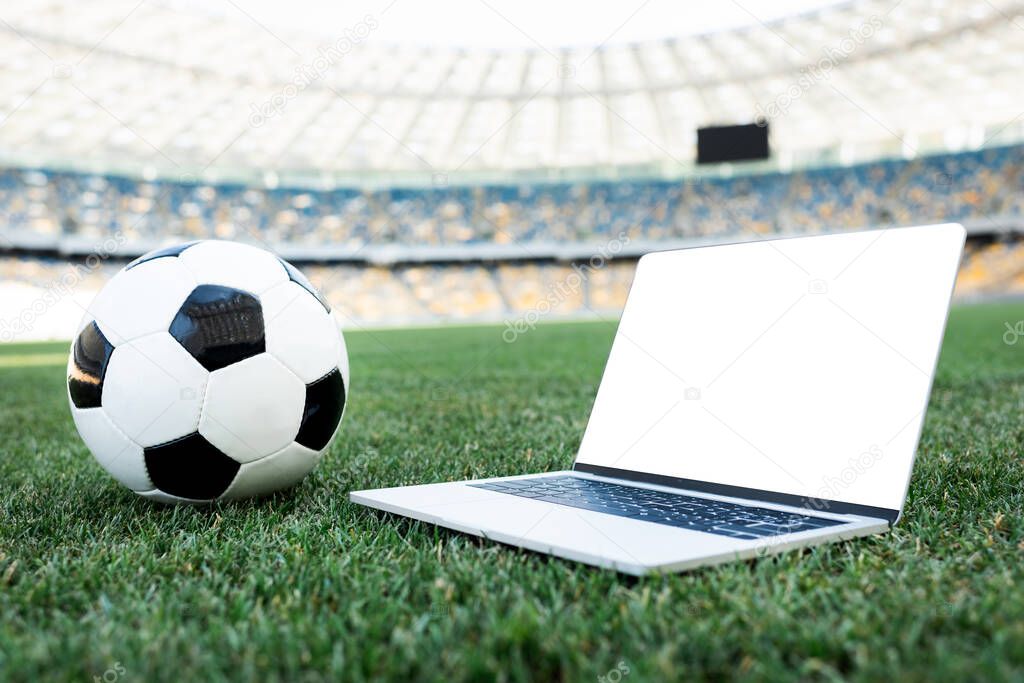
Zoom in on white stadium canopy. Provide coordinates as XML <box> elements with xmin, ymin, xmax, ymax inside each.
<box><xmin>1</xmin><ymin>0</ymin><xmax>1023</xmax><ymax>184</ymax></box>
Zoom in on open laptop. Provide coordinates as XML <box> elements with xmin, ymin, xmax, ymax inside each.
<box><xmin>351</xmin><ymin>223</ymin><xmax>966</xmax><ymax>575</ymax></box>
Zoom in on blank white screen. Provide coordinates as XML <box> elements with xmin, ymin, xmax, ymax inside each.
<box><xmin>575</xmin><ymin>224</ymin><xmax>965</xmax><ymax>512</ymax></box>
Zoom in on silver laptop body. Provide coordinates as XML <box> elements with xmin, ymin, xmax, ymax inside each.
<box><xmin>351</xmin><ymin>224</ymin><xmax>966</xmax><ymax>574</ymax></box>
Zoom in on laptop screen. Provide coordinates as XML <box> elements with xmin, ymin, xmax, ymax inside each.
<box><xmin>574</xmin><ymin>224</ymin><xmax>965</xmax><ymax>516</ymax></box>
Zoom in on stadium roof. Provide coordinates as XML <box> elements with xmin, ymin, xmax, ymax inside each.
<box><xmin>1</xmin><ymin>0</ymin><xmax>1023</xmax><ymax>184</ymax></box>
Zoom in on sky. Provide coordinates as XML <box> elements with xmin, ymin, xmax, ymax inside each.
<box><xmin>171</xmin><ymin>0</ymin><xmax>841</xmax><ymax>49</ymax></box>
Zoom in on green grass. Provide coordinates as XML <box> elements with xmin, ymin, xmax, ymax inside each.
<box><xmin>1</xmin><ymin>302</ymin><xmax>1023</xmax><ymax>682</ymax></box>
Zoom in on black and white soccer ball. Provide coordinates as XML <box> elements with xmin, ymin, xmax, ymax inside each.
<box><xmin>66</xmin><ymin>240</ymin><xmax>348</xmax><ymax>503</ymax></box>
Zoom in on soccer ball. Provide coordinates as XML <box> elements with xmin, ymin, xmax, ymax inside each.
<box><xmin>66</xmin><ymin>240</ymin><xmax>349</xmax><ymax>503</ymax></box>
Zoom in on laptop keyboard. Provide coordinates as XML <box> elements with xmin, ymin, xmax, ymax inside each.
<box><xmin>469</xmin><ymin>475</ymin><xmax>845</xmax><ymax>540</ymax></box>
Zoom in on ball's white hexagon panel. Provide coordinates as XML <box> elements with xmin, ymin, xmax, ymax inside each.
<box><xmin>261</xmin><ymin>281</ymin><xmax>340</xmax><ymax>384</ymax></box>
<box><xmin>335</xmin><ymin>314</ymin><xmax>350</xmax><ymax>389</ymax></box>
<box><xmin>70</xmin><ymin>406</ymin><xmax>152</xmax><ymax>491</ymax></box>
<box><xmin>137</xmin><ymin>489</ymin><xmax>207</xmax><ymax>505</ymax></box>
<box><xmin>177</xmin><ymin>240</ymin><xmax>288</xmax><ymax>295</ymax></box>
<box><xmin>84</xmin><ymin>257</ymin><xmax>197</xmax><ymax>345</ymax></box>
<box><xmin>219</xmin><ymin>442</ymin><xmax>321</xmax><ymax>500</ymax></box>
<box><xmin>101</xmin><ymin>332</ymin><xmax>209</xmax><ymax>448</ymax></box>
<box><xmin>198</xmin><ymin>353</ymin><xmax>305</xmax><ymax>464</ymax></box>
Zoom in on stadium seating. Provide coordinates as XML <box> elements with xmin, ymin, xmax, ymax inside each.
<box><xmin>3</xmin><ymin>143</ymin><xmax>1024</xmax><ymax>248</ymax></box>
<box><xmin>956</xmin><ymin>240</ymin><xmax>1024</xmax><ymax>298</ymax></box>
<box><xmin>3</xmin><ymin>143</ymin><xmax>1024</xmax><ymax>339</ymax></box>
<box><xmin>2</xmin><ymin>240</ymin><xmax>1022</xmax><ymax>339</ymax></box>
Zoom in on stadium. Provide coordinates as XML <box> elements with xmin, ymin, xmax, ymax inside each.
<box><xmin>1</xmin><ymin>0</ymin><xmax>1023</xmax><ymax>680</ymax></box>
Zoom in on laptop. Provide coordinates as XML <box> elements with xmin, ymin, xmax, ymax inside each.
<box><xmin>351</xmin><ymin>223</ymin><xmax>966</xmax><ymax>575</ymax></box>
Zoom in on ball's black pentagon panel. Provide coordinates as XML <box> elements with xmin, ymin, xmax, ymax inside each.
<box><xmin>278</xmin><ymin>257</ymin><xmax>330</xmax><ymax>313</ymax></box>
<box><xmin>143</xmin><ymin>432</ymin><xmax>240</xmax><ymax>499</ymax></box>
<box><xmin>169</xmin><ymin>284</ymin><xmax>265</xmax><ymax>371</ymax></box>
<box><xmin>68</xmin><ymin>321</ymin><xmax>115</xmax><ymax>409</ymax></box>
<box><xmin>126</xmin><ymin>241</ymin><xmax>202</xmax><ymax>270</ymax></box>
<box><xmin>295</xmin><ymin>368</ymin><xmax>346</xmax><ymax>450</ymax></box>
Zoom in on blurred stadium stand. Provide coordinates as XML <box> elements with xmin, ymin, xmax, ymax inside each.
<box><xmin>2</xmin><ymin>143</ymin><xmax>1023</xmax><ymax>251</ymax></box>
<box><xmin>2</xmin><ymin>232</ymin><xmax>1022</xmax><ymax>337</ymax></box>
<box><xmin>3</xmin><ymin>142</ymin><xmax>1024</xmax><ymax>335</ymax></box>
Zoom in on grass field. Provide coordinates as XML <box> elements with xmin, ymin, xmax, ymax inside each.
<box><xmin>1</xmin><ymin>301</ymin><xmax>1023</xmax><ymax>682</ymax></box>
